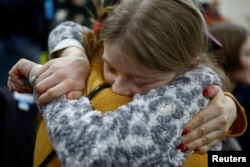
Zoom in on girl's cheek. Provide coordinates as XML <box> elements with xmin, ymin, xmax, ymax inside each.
<box><xmin>104</xmin><ymin>73</ymin><xmax>113</xmax><ymax>85</ymax></box>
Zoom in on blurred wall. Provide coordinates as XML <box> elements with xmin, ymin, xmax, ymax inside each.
<box><xmin>219</xmin><ymin>0</ymin><xmax>250</xmax><ymax>28</ymax></box>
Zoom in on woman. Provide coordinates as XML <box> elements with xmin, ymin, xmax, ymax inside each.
<box><xmin>209</xmin><ymin>22</ymin><xmax>250</xmax><ymax>151</ymax></box>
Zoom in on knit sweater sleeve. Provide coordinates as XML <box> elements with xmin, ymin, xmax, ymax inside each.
<box><xmin>37</xmin><ymin>65</ymin><xmax>221</xmax><ymax>167</ymax></box>
<box><xmin>48</xmin><ymin>21</ymin><xmax>90</xmax><ymax>59</ymax></box>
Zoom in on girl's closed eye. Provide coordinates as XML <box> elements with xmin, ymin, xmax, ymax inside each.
<box><xmin>104</xmin><ymin>62</ymin><xmax>116</xmax><ymax>74</ymax></box>
<box><xmin>132</xmin><ymin>77</ymin><xmax>154</xmax><ymax>87</ymax></box>
<box><xmin>107</xmin><ymin>66</ymin><xmax>116</xmax><ymax>74</ymax></box>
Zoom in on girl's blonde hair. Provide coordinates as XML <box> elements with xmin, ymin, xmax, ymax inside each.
<box><xmin>100</xmin><ymin>0</ymin><xmax>209</xmax><ymax>74</ymax></box>
<box><xmin>85</xmin><ymin>0</ymin><xmax>229</xmax><ymax>90</ymax></box>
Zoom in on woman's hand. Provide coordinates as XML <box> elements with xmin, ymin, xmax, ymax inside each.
<box><xmin>35</xmin><ymin>47</ymin><xmax>90</xmax><ymax>105</ymax></box>
<box><xmin>177</xmin><ymin>85</ymin><xmax>237</xmax><ymax>153</ymax></box>
<box><xmin>8</xmin><ymin>58</ymin><xmax>37</xmax><ymax>93</ymax></box>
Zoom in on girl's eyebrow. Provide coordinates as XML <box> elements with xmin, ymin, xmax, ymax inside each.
<box><xmin>133</xmin><ymin>75</ymin><xmax>155</xmax><ymax>80</ymax></box>
<box><xmin>103</xmin><ymin>55</ymin><xmax>154</xmax><ymax>79</ymax></box>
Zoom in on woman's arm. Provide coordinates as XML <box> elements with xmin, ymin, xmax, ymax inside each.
<box><xmin>43</xmin><ymin>21</ymin><xmax>247</xmax><ymax>153</ymax></box>
<box><xmin>35</xmin><ymin>47</ymin><xmax>90</xmax><ymax>105</ymax></box>
<box><xmin>34</xmin><ymin>21</ymin><xmax>91</xmax><ymax>104</ymax></box>
<box><xmin>8</xmin><ymin>21</ymin><xmax>247</xmax><ymax>153</ymax></box>
<box><xmin>48</xmin><ymin>21</ymin><xmax>89</xmax><ymax>58</ymax></box>
<box><xmin>39</xmin><ymin>65</ymin><xmax>220</xmax><ymax>167</ymax></box>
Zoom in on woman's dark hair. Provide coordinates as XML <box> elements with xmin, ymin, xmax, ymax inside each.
<box><xmin>209</xmin><ymin>22</ymin><xmax>249</xmax><ymax>72</ymax></box>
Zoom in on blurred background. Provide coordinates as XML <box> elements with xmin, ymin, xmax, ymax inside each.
<box><xmin>219</xmin><ymin>0</ymin><xmax>250</xmax><ymax>28</ymax></box>
<box><xmin>198</xmin><ymin>0</ymin><xmax>250</xmax><ymax>29</ymax></box>
<box><xmin>0</xmin><ymin>0</ymin><xmax>250</xmax><ymax>167</ymax></box>
<box><xmin>0</xmin><ymin>1</ymin><xmax>98</xmax><ymax>167</ymax></box>
<box><xmin>0</xmin><ymin>0</ymin><xmax>98</xmax><ymax>86</ymax></box>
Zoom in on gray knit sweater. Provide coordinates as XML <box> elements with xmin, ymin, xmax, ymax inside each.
<box><xmin>37</xmin><ymin>65</ymin><xmax>221</xmax><ymax>167</ymax></box>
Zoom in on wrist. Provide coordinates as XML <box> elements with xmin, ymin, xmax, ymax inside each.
<box><xmin>56</xmin><ymin>47</ymin><xmax>89</xmax><ymax>61</ymax></box>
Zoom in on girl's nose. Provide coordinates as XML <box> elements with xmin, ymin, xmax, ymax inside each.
<box><xmin>111</xmin><ymin>77</ymin><xmax>132</xmax><ymax>96</ymax></box>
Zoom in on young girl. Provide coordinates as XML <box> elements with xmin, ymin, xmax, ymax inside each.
<box><xmin>8</xmin><ymin>0</ymin><xmax>241</xmax><ymax>166</ymax></box>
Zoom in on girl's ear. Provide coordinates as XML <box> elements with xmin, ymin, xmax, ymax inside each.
<box><xmin>189</xmin><ymin>56</ymin><xmax>201</xmax><ymax>69</ymax></box>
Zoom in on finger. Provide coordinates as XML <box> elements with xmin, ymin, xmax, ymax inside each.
<box><xmin>184</xmin><ymin>107</ymin><xmax>221</xmax><ymax>134</ymax></box>
<box><xmin>35</xmin><ymin>67</ymin><xmax>53</xmax><ymax>85</ymax></box>
<box><xmin>35</xmin><ymin>62</ymin><xmax>50</xmax><ymax>78</ymax></box>
<box><xmin>195</xmin><ymin>139</ymin><xmax>221</xmax><ymax>153</ymax></box>
<box><xmin>37</xmin><ymin>82</ymin><xmax>76</xmax><ymax>105</ymax></box>
<box><xmin>11</xmin><ymin>76</ymin><xmax>25</xmax><ymax>86</ymax></box>
<box><xmin>66</xmin><ymin>91</ymin><xmax>83</xmax><ymax>100</ymax></box>
<box><xmin>7</xmin><ymin>79</ymin><xmax>17</xmax><ymax>92</ymax></box>
<box><xmin>8</xmin><ymin>71</ymin><xmax>27</xmax><ymax>86</ymax></box>
<box><xmin>8</xmin><ymin>76</ymin><xmax>19</xmax><ymax>88</ymax></box>
<box><xmin>185</xmin><ymin>130</ymin><xmax>225</xmax><ymax>153</ymax></box>
<box><xmin>7</xmin><ymin>79</ymin><xmax>32</xmax><ymax>93</ymax></box>
<box><xmin>182</xmin><ymin>113</ymin><xmax>227</xmax><ymax>144</ymax></box>
<box><xmin>8</xmin><ymin>76</ymin><xmax>26</xmax><ymax>89</ymax></box>
<box><xmin>185</xmin><ymin>89</ymin><xmax>226</xmax><ymax>132</ymax></box>
<box><xmin>35</xmin><ymin>71</ymin><xmax>64</xmax><ymax>94</ymax></box>
<box><xmin>9</xmin><ymin>59</ymin><xmax>36</xmax><ymax>79</ymax></box>
<box><xmin>202</xmin><ymin>84</ymin><xmax>220</xmax><ymax>98</ymax></box>
<box><xmin>7</xmin><ymin>79</ymin><xmax>13</xmax><ymax>92</ymax></box>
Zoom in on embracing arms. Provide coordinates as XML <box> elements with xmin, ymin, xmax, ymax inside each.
<box><xmin>7</xmin><ymin>21</ymin><xmax>247</xmax><ymax>154</ymax></box>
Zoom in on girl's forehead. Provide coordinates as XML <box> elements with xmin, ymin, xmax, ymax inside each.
<box><xmin>103</xmin><ymin>43</ymin><xmax>150</xmax><ymax>74</ymax></box>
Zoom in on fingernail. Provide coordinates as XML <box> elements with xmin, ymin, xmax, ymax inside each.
<box><xmin>176</xmin><ymin>143</ymin><xmax>185</xmax><ymax>149</ymax></box>
<box><xmin>194</xmin><ymin>148</ymin><xmax>200</xmax><ymax>153</ymax></box>
<box><xmin>182</xmin><ymin>127</ymin><xmax>189</xmax><ymax>135</ymax></box>
<box><xmin>180</xmin><ymin>145</ymin><xmax>189</xmax><ymax>153</ymax></box>
<box><xmin>202</xmin><ymin>88</ymin><xmax>210</xmax><ymax>97</ymax></box>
